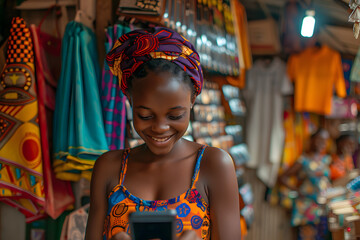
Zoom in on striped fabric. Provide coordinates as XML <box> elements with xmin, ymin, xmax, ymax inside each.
<box><xmin>100</xmin><ymin>24</ymin><xmax>131</xmax><ymax>150</ymax></box>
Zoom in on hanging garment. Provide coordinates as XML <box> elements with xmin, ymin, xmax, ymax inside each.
<box><xmin>53</xmin><ymin>21</ymin><xmax>108</xmax><ymax>181</ymax></box>
<box><xmin>287</xmin><ymin>45</ymin><xmax>346</xmax><ymax>115</ymax></box>
<box><xmin>0</xmin><ymin>17</ymin><xmax>45</xmax><ymax>221</ymax></box>
<box><xmin>245</xmin><ymin>57</ymin><xmax>293</xmax><ymax>187</ymax></box>
<box><xmin>60</xmin><ymin>204</ymin><xmax>89</xmax><ymax>240</ymax></box>
<box><xmin>342</xmin><ymin>58</ymin><xmax>353</xmax><ymax>96</ymax></box>
<box><xmin>30</xmin><ymin>15</ymin><xmax>74</xmax><ymax>219</ymax></box>
<box><xmin>350</xmin><ymin>46</ymin><xmax>360</xmax><ymax>82</ymax></box>
<box><xmin>100</xmin><ymin>24</ymin><xmax>129</xmax><ymax>151</ymax></box>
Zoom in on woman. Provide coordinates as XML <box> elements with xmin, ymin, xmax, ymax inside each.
<box><xmin>279</xmin><ymin>128</ymin><xmax>331</xmax><ymax>239</ymax></box>
<box><xmin>330</xmin><ymin>134</ymin><xmax>355</xmax><ymax>181</ymax></box>
<box><xmin>85</xmin><ymin>27</ymin><xmax>241</xmax><ymax>240</ymax></box>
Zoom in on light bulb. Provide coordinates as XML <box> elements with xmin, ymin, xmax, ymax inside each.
<box><xmin>301</xmin><ymin>10</ymin><xmax>316</xmax><ymax>38</ymax></box>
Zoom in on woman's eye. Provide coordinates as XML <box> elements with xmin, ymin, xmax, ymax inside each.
<box><xmin>168</xmin><ymin>114</ymin><xmax>184</xmax><ymax>120</ymax></box>
<box><xmin>137</xmin><ymin>114</ymin><xmax>153</xmax><ymax>120</ymax></box>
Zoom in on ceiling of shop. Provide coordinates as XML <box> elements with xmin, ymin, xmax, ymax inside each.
<box><xmin>241</xmin><ymin>0</ymin><xmax>360</xmax><ymax>55</ymax></box>
<box><xmin>241</xmin><ymin>0</ymin><xmax>350</xmax><ymax>26</ymax></box>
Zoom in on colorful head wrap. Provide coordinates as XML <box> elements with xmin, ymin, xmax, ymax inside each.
<box><xmin>106</xmin><ymin>27</ymin><xmax>203</xmax><ymax>96</ymax></box>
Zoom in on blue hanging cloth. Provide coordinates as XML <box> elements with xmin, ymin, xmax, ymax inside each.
<box><xmin>53</xmin><ymin>21</ymin><xmax>108</xmax><ymax>181</ymax></box>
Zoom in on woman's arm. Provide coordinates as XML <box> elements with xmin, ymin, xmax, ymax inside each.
<box><xmin>85</xmin><ymin>153</ymin><xmax>112</xmax><ymax>240</ymax></box>
<box><xmin>279</xmin><ymin>161</ymin><xmax>302</xmax><ymax>191</ymax></box>
<box><xmin>203</xmin><ymin>147</ymin><xmax>242</xmax><ymax>240</ymax></box>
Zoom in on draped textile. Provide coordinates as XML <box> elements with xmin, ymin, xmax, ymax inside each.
<box><xmin>0</xmin><ymin>17</ymin><xmax>45</xmax><ymax>222</ymax></box>
<box><xmin>30</xmin><ymin>23</ymin><xmax>74</xmax><ymax>219</ymax></box>
<box><xmin>53</xmin><ymin>21</ymin><xmax>108</xmax><ymax>181</ymax></box>
<box><xmin>100</xmin><ymin>24</ymin><xmax>130</xmax><ymax>151</ymax></box>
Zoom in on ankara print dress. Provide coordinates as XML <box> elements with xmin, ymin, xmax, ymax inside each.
<box><xmin>103</xmin><ymin>146</ymin><xmax>211</xmax><ymax>240</ymax></box>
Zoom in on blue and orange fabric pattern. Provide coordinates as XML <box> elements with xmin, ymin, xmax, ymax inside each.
<box><xmin>103</xmin><ymin>145</ymin><xmax>210</xmax><ymax>240</ymax></box>
<box><xmin>291</xmin><ymin>155</ymin><xmax>331</xmax><ymax>227</ymax></box>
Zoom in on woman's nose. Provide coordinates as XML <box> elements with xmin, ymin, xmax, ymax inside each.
<box><xmin>151</xmin><ymin>118</ymin><xmax>170</xmax><ymax>133</ymax></box>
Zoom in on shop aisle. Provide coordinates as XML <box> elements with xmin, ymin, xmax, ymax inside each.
<box><xmin>243</xmin><ymin>169</ymin><xmax>296</xmax><ymax>240</ymax></box>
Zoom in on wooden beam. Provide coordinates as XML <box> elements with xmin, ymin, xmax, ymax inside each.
<box><xmin>95</xmin><ymin>0</ymin><xmax>112</xmax><ymax>67</ymax></box>
<box><xmin>332</xmin><ymin>0</ymin><xmax>350</xmax><ymax>9</ymax></box>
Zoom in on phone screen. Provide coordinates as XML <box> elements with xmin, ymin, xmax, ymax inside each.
<box><xmin>129</xmin><ymin>210</ymin><xmax>177</xmax><ymax>240</ymax></box>
<box><xmin>132</xmin><ymin>222</ymin><xmax>172</xmax><ymax>240</ymax></box>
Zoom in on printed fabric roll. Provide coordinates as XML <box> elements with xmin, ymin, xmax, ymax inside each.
<box><xmin>53</xmin><ymin>21</ymin><xmax>108</xmax><ymax>181</ymax></box>
<box><xmin>0</xmin><ymin>17</ymin><xmax>45</xmax><ymax>222</ymax></box>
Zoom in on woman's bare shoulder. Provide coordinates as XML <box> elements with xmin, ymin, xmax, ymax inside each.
<box><xmin>92</xmin><ymin>150</ymin><xmax>126</xmax><ymax>181</ymax></box>
<box><xmin>95</xmin><ymin>150</ymin><xmax>125</xmax><ymax>167</ymax></box>
<box><xmin>198</xmin><ymin>146</ymin><xmax>235</xmax><ymax>185</ymax></box>
<box><xmin>202</xmin><ymin>146</ymin><xmax>234</xmax><ymax>171</ymax></box>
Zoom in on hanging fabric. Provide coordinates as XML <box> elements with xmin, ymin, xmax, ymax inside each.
<box><xmin>60</xmin><ymin>203</ymin><xmax>89</xmax><ymax>240</ymax></box>
<box><xmin>30</xmin><ymin>4</ymin><xmax>74</xmax><ymax>219</ymax></box>
<box><xmin>53</xmin><ymin>21</ymin><xmax>108</xmax><ymax>181</ymax></box>
<box><xmin>100</xmin><ymin>24</ymin><xmax>130</xmax><ymax>150</ymax></box>
<box><xmin>244</xmin><ymin>57</ymin><xmax>293</xmax><ymax>187</ymax></box>
<box><xmin>0</xmin><ymin>17</ymin><xmax>45</xmax><ymax>222</ymax></box>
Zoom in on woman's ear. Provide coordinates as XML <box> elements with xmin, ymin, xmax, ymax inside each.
<box><xmin>190</xmin><ymin>94</ymin><xmax>196</xmax><ymax>108</ymax></box>
<box><xmin>125</xmin><ymin>91</ymin><xmax>132</xmax><ymax>106</ymax></box>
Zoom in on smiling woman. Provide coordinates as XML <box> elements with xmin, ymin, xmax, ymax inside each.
<box><xmin>85</xmin><ymin>27</ymin><xmax>241</xmax><ymax>240</ymax></box>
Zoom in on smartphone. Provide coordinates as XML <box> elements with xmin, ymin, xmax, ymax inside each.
<box><xmin>129</xmin><ymin>210</ymin><xmax>177</xmax><ymax>240</ymax></box>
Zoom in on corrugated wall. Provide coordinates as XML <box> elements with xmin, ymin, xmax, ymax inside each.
<box><xmin>243</xmin><ymin>169</ymin><xmax>296</xmax><ymax>240</ymax></box>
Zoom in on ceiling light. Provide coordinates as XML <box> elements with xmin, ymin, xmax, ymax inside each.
<box><xmin>301</xmin><ymin>10</ymin><xmax>316</xmax><ymax>38</ymax></box>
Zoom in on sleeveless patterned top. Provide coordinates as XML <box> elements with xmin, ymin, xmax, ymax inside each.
<box><xmin>103</xmin><ymin>145</ymin><xmax>210</xmax><ymax>240</ymax></box>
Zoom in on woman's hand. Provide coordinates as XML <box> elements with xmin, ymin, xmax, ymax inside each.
<box><xmin>110</xmin><ymin>230</ymin><xmax>200</xmax><ymax>240</ymax></box>
<box><xmin>111</xmin><ymin>232</ymin><xmax>131</xmax><ymax>240</ymax></box>
<box><xmin>178</xmin><ymin>230</ymin><xmax>201</xmax><ymax>240</ymax></box>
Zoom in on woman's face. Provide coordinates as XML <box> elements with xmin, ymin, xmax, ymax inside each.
<box><xmin>311</xmin><ymin>134</ymin><xmax>327</xmax><ymax>153</ymax></box>
<box><xmin>130</xmin><ymin>70</ymin><xmax>193</xmax><ymax>156</ymax></box>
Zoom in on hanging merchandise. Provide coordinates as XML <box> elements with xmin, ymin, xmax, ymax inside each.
<box><xmin>348</xmin><ymin>0</ymin><xmax>360</xmax><ymax>39</ymax></box>
<box><xmin>342</xmin><ymin>58</ymin><xmax>353</xmax><ymax>96</ymax></box>
<box><xmin>192</xmin><ymin>82</ymin><xmax>234</xmax><ymax>152</ymax></box>
<box><xmin>282</xmin><ymin>1</ymin><xmax>302</xmax><ymax>54</ymax></box>
<box><xmin>60</xmin><ymin>204</ymin><xmax>89</xmax><ymax>240</ymax></box>
<box><xmin>288</xmin><ymin>45</ymin><xmax>347</xmax><ymax>115</ymax></box>
<box><xmin>30</xmin><ymin>6</ymin><xmax>74</xmax><ymax>219</ymax></box>
<box><xmin>228</xmin><ymin>0</ymin><xmax>252</xmax><ymax>89</ymax></box>
<box><xmin>244</xmin><ymin>57</ymin><xmax>293</xmax><ymax>187</ymax></box>
<box><xmin>100</xmin><ymin>24</ymin><xmax>130</xmax><ymax>151</ymax></box>
<box><xmin>0</xmin><ymin>17</ymin><xmax>45</xmax><ymax>222</ymax></box>
<box><xmin>118</xmin><ymin>0</ymin><xmax>164</xmax><ymax>16</ymax></box>
<box><xmin>350</xmin><ymin>46</ymin><xmax>360</xmax><ymax>83</ymax></box>
<box><xmin>53</xmin><ymin>21</ymin><xmax>108</xmax><ymax>181</ymax></box>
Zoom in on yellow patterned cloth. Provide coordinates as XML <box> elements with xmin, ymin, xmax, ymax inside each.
<box><xmin>0</xmin><ymin>17</ymin><xmax>45</xmax><ymax>222</ymax></box>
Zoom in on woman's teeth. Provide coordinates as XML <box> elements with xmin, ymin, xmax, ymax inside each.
<box><xmin>151</xmin><ymin>136</ymin><xmax>170</xmax><ymax>142</ymax></box>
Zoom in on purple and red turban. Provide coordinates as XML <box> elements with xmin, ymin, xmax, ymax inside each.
<box><xmin>106</xmin><ymin>27</ymin><xmax>203</xmax><ymax>96</ymax></box>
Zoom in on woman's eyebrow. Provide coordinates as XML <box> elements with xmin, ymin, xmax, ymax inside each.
<box><xmin>135</xmin><ymin>105</ymin><xmax>150</xmax><ymax>109</ymax></box>
<box><xmin>134</xmin><ymin>106</ymin><xmax>186</xmax><ymax>110</ymax></box>
<box><xmin>170</xmin><ymin>106</ymin><xmax>186</xmax><ymax>110</ymax></box>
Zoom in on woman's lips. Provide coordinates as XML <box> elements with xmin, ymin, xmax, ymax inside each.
<box><xmin>147</xmin><ymin>134</ymin><xmax>174</xmax><ymax>144</ymax></box>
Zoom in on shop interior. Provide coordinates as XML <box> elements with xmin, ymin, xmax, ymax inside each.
<box><xmin>1</xmin><ymin>0</ymin><xmax>360</xmax><ymax>239</ymax></box>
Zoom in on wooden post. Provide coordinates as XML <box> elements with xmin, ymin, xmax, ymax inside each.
<box><xmin>95</xmin><ymin>0</ymin><xmax>113</xmax><ymax>67</ymax></box>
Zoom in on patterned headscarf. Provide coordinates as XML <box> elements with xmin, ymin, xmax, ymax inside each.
<box><xmin>106</xmin><ymin>27</ymin><xmax>203</xmax><ymax>96</ymax></box>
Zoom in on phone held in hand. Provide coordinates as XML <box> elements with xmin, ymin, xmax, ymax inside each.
<box><xmin>129</xmin><ymin>209</ymin><xmax>177</xmax><ymax>240</ymax></box>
